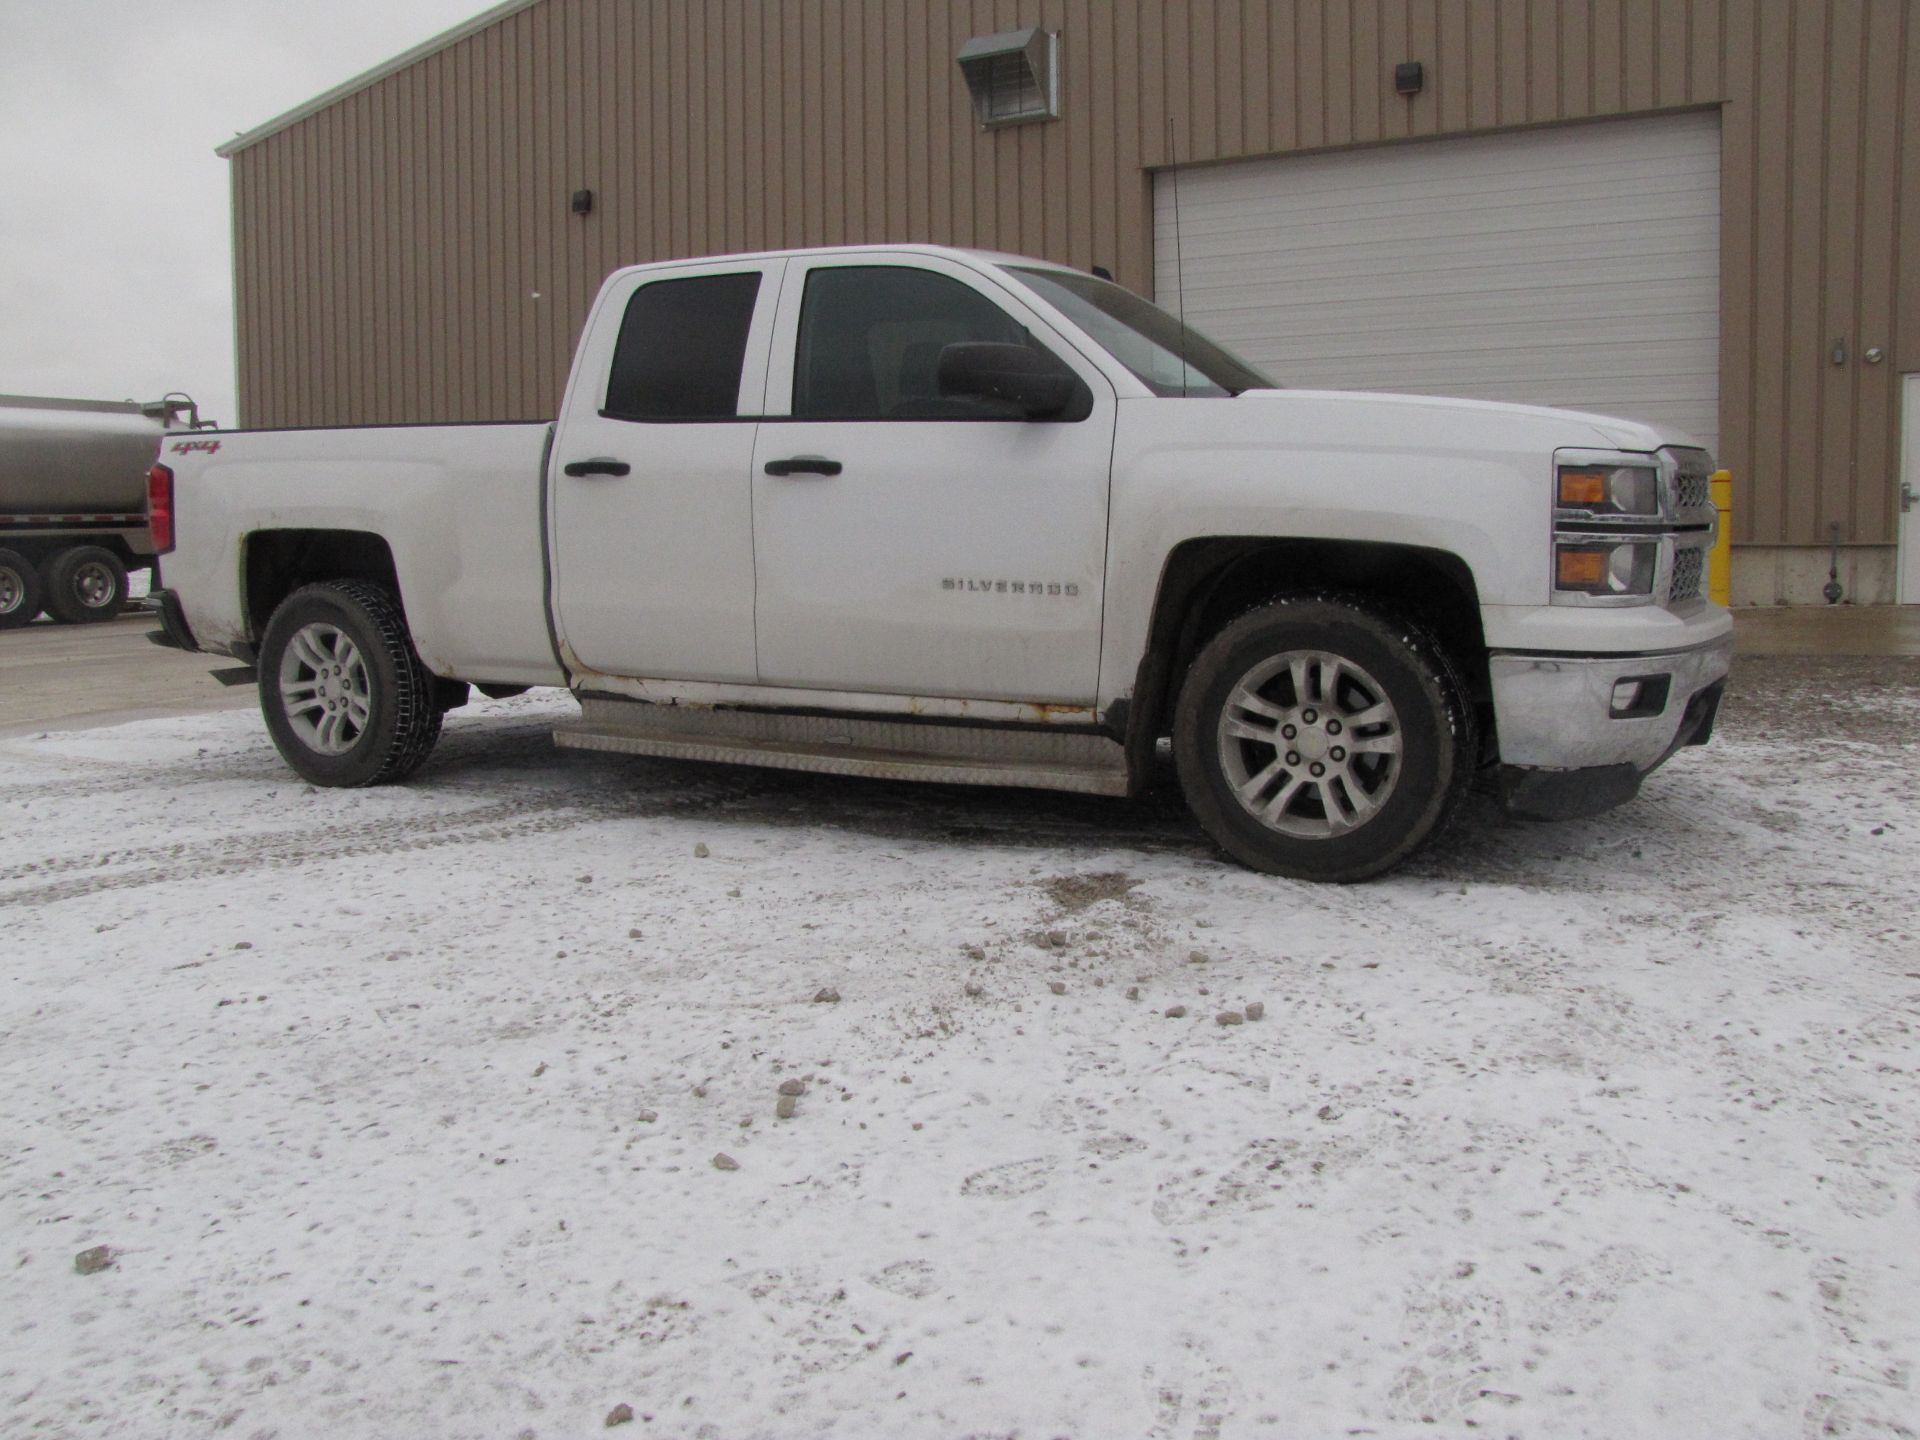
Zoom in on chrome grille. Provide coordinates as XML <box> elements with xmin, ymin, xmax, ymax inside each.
<box><xmin>1669</xmin><ymin>451</ymin><xmax>1713</xmax><ymax>512</ymax></box>
<box><xmin>1669</xmin><ymin>547</ymin><xmax>1704</xmax><ymax>604</ymax></box>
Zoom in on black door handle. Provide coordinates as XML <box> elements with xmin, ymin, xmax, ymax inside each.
<box><xmin>764</xmin><ymin>455</ymin><xmax>843</xmax><ymax>477</ymax></box>
<box><xmin>562</xmin><ymin>457</ymin><xmax>631</xmax><ymax>478</ymax></box>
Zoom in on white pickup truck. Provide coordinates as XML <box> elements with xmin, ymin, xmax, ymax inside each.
<box><xmin>149</xmin><ymin>244</ymin><xmax>1729</xmax><ymax>880</ymax></box>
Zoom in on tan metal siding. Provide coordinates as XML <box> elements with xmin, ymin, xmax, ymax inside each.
<box><xmin>1882</xmin><ymin>1</ymin><xmax>1917</xmax><ymax>551</ymax></box>
<box><xmin>1901</xmin><ymin>5</ymin><xmax>1920</xmax><ymax>404</ymax></box>
<box><xmin>229</xmin><ymin>0</ymin><xmax>1914</xmax><ymax>552</ymax></box>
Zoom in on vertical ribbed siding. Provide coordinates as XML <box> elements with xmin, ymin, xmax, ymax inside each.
<box><xmin>228</xmin><ymin>0</ymin><xmax>1913</xmax><ymax>551</ymax></box>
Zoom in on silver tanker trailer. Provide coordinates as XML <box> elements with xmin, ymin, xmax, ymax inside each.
<box><xmin>0</xmin><ymin>392</ymin><xmax>209</xmax><ymax>629</ymax></box>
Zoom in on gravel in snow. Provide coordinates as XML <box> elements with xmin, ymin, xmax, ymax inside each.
<box><xmin>2</xmin><ymin>660</ymin><xmax>1917</xmax><ymax>1438</ymax></box>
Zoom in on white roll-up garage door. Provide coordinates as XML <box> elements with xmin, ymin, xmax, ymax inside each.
<box><xmin>1154</xmin><ymin>113</ymin><xmax>1721</xmax><ymax>454</ymax></box>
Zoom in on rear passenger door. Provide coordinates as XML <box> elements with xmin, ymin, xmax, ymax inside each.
<box><xmin>550</xmin><ymin>259</ymin><xmax>782</xmax><ymax>684</ymax></box>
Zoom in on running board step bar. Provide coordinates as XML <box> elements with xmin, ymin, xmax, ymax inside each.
<box><xmin>553</xmin><ymin>696</ymin><xmax>1130</xmax><ymax>797</ymax></box>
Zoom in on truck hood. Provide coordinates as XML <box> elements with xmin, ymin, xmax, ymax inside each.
<box><xmin>1233</xmin><ymin>387</ymin><xmax>1705</xmax><ymax>456</ymax></box>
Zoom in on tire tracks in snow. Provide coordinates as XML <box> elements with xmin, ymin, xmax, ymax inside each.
<box><xmin>0</xmin><ymin>807</ymin><xmax>581</xmax><ymax>910</ymax></box>
<box><xmin>0</xmin><ymin>712</ymin><xmax>564</xmax><ymax>805</ymax></box>
<box><xmin>0</xmin><ymin>773</ymin><xmax>748</xmax><ymax>911</ymax></box>
<box><xmin>0</xmin><ymin>732</ymin><xmax>1201</xmax><ymax>911</ymax></box>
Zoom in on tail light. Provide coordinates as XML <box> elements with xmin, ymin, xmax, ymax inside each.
<box><xmin>147</xmin><ymin>464</ymin><xmax>175</xmax><ymax>554</ymax></box>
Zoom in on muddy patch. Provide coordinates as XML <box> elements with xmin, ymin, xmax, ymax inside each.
<box><xmin>1039</xmin><ymin>870</ymin><xmax>1144</xmax><ymax>914</ymax></box>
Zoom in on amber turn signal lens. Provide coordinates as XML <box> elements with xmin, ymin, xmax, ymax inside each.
<box><xmin>1556</xmin><ymin>549</ymin><xmax>1609</xmax><ymax>588</ymax></box>
<box><xmin>1558</xmin><ymin>468</ymin><xmax>1610</xmax><ymax>506</ymax></box>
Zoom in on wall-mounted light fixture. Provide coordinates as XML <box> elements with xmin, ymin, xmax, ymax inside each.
<box><xmin>1394</xmin><ymin>61</ymin><xmax>1424</xmax><ymax>96</ymax></box>
<box><xmin>570</xmin><ymin>189</ymin><xmax>594</xmax><ymax>217</ymax></box>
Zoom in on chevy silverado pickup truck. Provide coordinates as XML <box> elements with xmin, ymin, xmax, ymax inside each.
<box><xmin>149</xmin><ymin>245</ymin><xmax>1730</xmax><ymax>881</ymax></box>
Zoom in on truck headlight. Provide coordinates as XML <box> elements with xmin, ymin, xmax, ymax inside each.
<box><xmin>1555</xmin><ymin>540</ymin><xmax>1657</xmax><ymax>597</ymax></box>
<box><xmin>1557</xmin><ymin>462</ymin><xmax>1659</xmax><ymax>517</ymax></box>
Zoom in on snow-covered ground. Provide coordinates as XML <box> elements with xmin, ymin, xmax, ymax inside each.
<box><xmin>3</xmin><ymin>671</ymin><xmax>1917</xmax><ymax>1439</ymax></box>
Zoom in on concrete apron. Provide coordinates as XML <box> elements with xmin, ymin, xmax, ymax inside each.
<box><xmin>1731</xmin><ymin>605</ymin><xmax>1920</xmax><ymax>657</ymax></box>
<box><xmin>0</xmin><ymin>612</ymin><xmax>256</xmax><ymax>738</ymax></box>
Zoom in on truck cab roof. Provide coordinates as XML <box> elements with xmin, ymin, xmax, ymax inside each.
<box><xmin>604</xmin><ymin>243</ymin><xmax>1082</xmax><ymax>284</ymax></box>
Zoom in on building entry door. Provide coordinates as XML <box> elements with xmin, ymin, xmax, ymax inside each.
<box><xmin>1903</xmin><ymin>375</ymin><xmax>1920</xmax><ymax>604</ymax></box>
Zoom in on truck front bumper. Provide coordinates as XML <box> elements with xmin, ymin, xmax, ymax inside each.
<box><xmin>1488</xmin><ymin>634</ymin><xmax>1732</xmax><ymax>820</ymax></box>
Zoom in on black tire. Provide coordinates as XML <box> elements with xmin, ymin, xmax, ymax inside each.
<box><xmin>257</xmin><ymin>580</ymin><xmax>443</xmax><ymax>786</ymax></box>
<box><xmin>1173</xmin><ymin>596</ymin><xmax>1475</xmax><ymax>882</ymax></box>
<box><xmin>0</xmin><ymin>548</ymin><xmax>42</xmax><ymax>630</ymax></box>
<box><xmin>42</xmin><ymin>546</ymin><xmax>128</xmax><ymax>624</ymax></box>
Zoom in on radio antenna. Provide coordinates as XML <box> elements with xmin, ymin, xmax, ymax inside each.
<box><xmin>1167</xmin><ymin>116</ymin><xmax>1189</xmax><ymax>398</ymax></box>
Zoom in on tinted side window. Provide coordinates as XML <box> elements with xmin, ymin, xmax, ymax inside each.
<box><xmin>792</xmin><ymin>266</ymin><xmax>1034</xmax><ymax>420</ymax></box>
<box><xmin>604</xmin><ymin>272</ymin><xmax>762</xmax><ymax>421</ymax></box>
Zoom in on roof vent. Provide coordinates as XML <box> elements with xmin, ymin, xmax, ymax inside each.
<box><xmin>957</xmin><ymin>27</ymin><xmax>1058</xmax><ymax>128</ymax></box>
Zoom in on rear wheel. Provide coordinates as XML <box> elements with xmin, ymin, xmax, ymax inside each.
<box><xmin>1173</xmin><ymin>596</ymin><xmax>1474</xmax><ymax>882</ymax></box>
<box><xmin>42</xmin><ymin>546</ymin><xmax>128</xmax><ymax>624</ymax></box>
<box><xmin>0</xmin><ymin>548</ymin><xmax>42</xmax><ymax>630</ymax></box>
<box><xmin>258</xmin><ymin>580</ymin><xmax>442</xmax><ymax>786</ymax></box>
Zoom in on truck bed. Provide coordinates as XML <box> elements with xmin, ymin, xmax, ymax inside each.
<box><xmin>160</xmin><ymin>421</ymin><xmax>562</xmax><ymax>687</ymax></box>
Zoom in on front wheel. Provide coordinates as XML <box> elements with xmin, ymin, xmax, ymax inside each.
<box><xmin>258</xmin><ymin>581</ymin><xmax>443</xmax><ymax>786</ymax></box>
<box><xmin>1173</xmin><ymin>597</ymin><xmax>1474</xmax><ymax>882</ymax></box>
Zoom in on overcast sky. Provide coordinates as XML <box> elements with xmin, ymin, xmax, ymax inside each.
<box><xmin>1</xmin><ymin>0</ymin><xmax>493</xmax><ymax>427</ymax></box>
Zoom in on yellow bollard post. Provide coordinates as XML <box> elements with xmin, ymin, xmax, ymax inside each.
<box><xmin>1709</xmin><ymin>469</ymin><xmax>1733</xmax><ymax>605</ymax></box>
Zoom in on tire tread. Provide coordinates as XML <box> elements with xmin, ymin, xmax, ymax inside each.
<box><xmin>261</xmin><ymin>580</ymin><xmax>441</xmax><ymax>786</ymax></box>
<box><xmin>0</xmin><ymin>547</ymin><xmax>41</xmax><ymax>629</ymax></box>
<box><xmin>43</xmin><ymin>546</ymin><xmax>127</xmax><ymax>625</ymax></box>
<box><xmin>1174</xmin><ymin>591</ymin><xmax>1475</xmax><ymax>882</ymax></box>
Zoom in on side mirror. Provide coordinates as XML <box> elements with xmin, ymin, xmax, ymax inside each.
<box><xmin>937</xmin><ymin>342</ymin><xmax>1085</xmax><ymax>420</ymax></box>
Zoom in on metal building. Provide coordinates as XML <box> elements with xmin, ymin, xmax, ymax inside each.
<box><xmin>218</xmin><ymin>0</ymin><xmax>1920</xmax><ymax>605</ymax></box>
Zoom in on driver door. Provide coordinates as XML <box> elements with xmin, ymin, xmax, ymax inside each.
<box><xmin>750</xmin><ymin>255</ymin><xmax>1116</xmax><ymax>704</ymax></box>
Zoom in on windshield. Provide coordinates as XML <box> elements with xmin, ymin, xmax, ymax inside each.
<box><xmin>1003</xmin><ymin>266</ymin><xmax>1275</xmax><ymax>398</ymax></box>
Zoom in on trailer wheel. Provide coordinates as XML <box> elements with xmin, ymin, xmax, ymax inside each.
<box><xmin>258</xmin><ymin>580</ymin><xmax>443</xmax><ymax>786</ymax></box>
<box><xmin>42</xmin><ymin>546</ymin><xmax>128</xmax><ymax>624</ymax></box>
<box><xmin>0</xmin><ymin>548</ymin><xmax>43</xmax><ymax>630</ymax></box>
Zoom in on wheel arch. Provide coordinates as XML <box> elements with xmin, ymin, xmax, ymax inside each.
<box><xmin>243</xmin><ymin>529</ymin><xmax>401</xmax><ymax>646</ymax></box>
<box><xmin>1123</xmin><ymin>537</ymin><xmax>1489</xmax><ymax>776</ymax></box>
